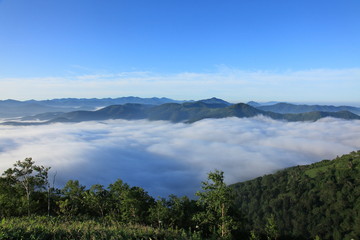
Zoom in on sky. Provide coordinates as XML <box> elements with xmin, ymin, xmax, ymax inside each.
<box><xmin>0</xmin><ymin>0</ymin><xmax>359</xmax><ymax>103</ymax></box>
<box><xmin>0</xmin><ymin>117</ymin><xmax>359</xmax><ymax>197</ymax></box>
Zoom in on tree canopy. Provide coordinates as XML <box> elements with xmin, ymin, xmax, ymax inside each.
<box><xmin>1</xmin><ymin>151</ymin><xmax>360</xmax><ymax>239</ymax></box>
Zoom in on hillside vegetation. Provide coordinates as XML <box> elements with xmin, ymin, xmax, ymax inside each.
<box><xmin>232</xmin><ymin>150</ymin><xmax>360</xmax><ymax>239</ymax></box>
<box><xmin>0</xmin><ymin>160</ymin><xmax>241</xmax><ymax>239</ymax></box>
<box><xmin>3</xmin><ymin>100</ymin><xmax>360</xmax><ymax>126</ymax></box>
<box><xmin>255</xmin><ymin>102</ymin><xmax>360</xmax><ymax>115</ymax></box>
<box><xmin>1</xmin><ymin>151</ymin><xmax>360</xmax><ymax>239</ymax></box>
<box><xmin>0</xmin><ymin>97</ymin><xmax>181</xmax><ymax>118</ymax></box>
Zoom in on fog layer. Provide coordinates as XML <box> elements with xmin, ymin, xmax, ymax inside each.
<box><xmin>0</xmin><ymin>117</ymin><xmax>359</xmax><ymax>197</ymax></box>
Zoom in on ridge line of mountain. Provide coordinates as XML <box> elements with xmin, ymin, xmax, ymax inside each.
<box><xmin>0</xmin><ymin>96</ymin><xmax>227</xmax><ymax>118</ymax></box>
<box><xmin>2</xmin><ymin>100</ymin><xmax>360</xmax><ymax>126</ymax></box>
<box><xmin>251</xmin><ymin>101</ymin><xmax>360</xmax><ymax>115</ymax></box>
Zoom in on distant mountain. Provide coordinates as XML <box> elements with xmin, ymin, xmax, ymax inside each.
<box><xmin>256</xmin><ymin>102</ymin><xmax>360</xmax><ymax>115</ymax></box>
<box><xmin>3</xmin><ymin>100</ymin><xmax>360</xmax><ymax>126</ymax></box>
<box><xmin>48</xmin><ymin>101</ymin><xmax>233</xmax><ymax>123</ymax></box>
<box><xmin>0</xmin><ymin>101</ymin><xmax>77</xmax><ymax>118</ymax></box>
<box><xmin>20</xmin><ymin>112</ymin><xmax>65</xmax><ymax>121</ymax></box>
<box><xmin>247</xmin><ymin>101</ymin><xmax>280</xmax><ymax>107</ymax></box>
<box><xmin>59</xmin><ymin>103</ymin><xmax>151</xmax><ymax>122</ymax></box>
<box><xmin>35</xmin><ymin>96</ymin><xmax>182</xmax><ymax>108</ymax></box>
<box><xmin>198</xmin><ymin>97</ymin><xmax>232</xmax><ymax>107</ymax></box>
<box><xmin>282</xmin><ymin>110</ymin><xmax>360</xmax><ymax>121</ymax></box>
<box><xmin>0</xmin><ymin>97</ymin><xmax>182</xmax><ymax>118</ymax></box>
<box><xmin>231</xmin><ymin>150</ymin><xmax>360</xmax><ymax>239</ymax></box>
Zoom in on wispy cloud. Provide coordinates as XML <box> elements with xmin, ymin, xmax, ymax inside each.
<box><xmin>0</xmin><ymin>117</ymin><xmax>359</xmax><ymax>197</ymax></box>
<box><xmin>0</xmin><ymin>67</ymin><xmax>359</xmax><ymax>103</ymax></box>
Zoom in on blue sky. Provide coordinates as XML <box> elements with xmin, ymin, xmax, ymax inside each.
<box><xmin>0</xmin><ymin>0</ymin><xmax>359</xmax><ymax>104</ymax></box>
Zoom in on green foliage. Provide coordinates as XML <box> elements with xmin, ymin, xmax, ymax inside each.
<box><xmin>0</xmin><ymin>177</ymin><xmax>22</xmax><ymax>217</ymax></box>
<box><xmin>167</xmin><ymin>195</ymin><xmax>198</xmax><ymax>229</ymax></box>
<box><xmin>58</xmin><ymin>180</ymin><xmax>86</xmax><ymax>216</ymax></box>
<box><xmin>83</xmin><ymin>184</ymin><xmax>109</xmax><ymax>217</ymax></box>
<box><xmin>107</xmin><ymin>179</ymin><xmax>154</xmax><ymax>224</ymax></box>
<box><xmin>194</xmin><ymin>170</ymin><xmax>237</xmax><ymax>239</ymax></box>
<box><xmin>149</xmin><ymin>197</ymin><xmax>170</xmax><ymax>228</ymax></box>
<box><xmin>249</xmin><ymin>230</ymin><xmax>260</xmax><ymax>240</ymax></box>
<box><xmin>149</xmin><ymin>195</ymin><xmax>198</xmax><ymax>230</ymax></box>
<box><xmin>2</xmin><ymin>158</ymin><xmax>50</xmax><ymax>216</ymax></box>
<box><xmin>0</xmin><ymin>216</ymin><xmax>195</xmax><ymax>240</ymax></box>
<box><xmin>6</xmin><ymin>101</ymin><xmax>360</xmax><ymax>126</ymax></box>
<box><xmin>107</xmin><ymin>179</ymin><xmax>130</xmax><ymax>220</ymax></box>
<box><xmin>265</xmin><ymin>215</ymin><xmax>278</xmax><ymax>240</ymax></box>
<box><xmin>2</xmin><ymin>153</ymin><xmax>360</xmax><ymax>239</ymax></box>
<box><xmin>232</xmin><ymin>150</ymin><xmax>360</xmax><ymax>239</ymax></box>
<box><xmin>119</xmin><ymin>186</ymin><xmax>154</xmax><ymax>224</ymax></box>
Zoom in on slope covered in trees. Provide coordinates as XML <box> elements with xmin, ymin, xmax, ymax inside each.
<box><xmin>3</xmin><ymin>100</ymin><xmax>360</xmax><ymax>126</ymax></box>
<box><xmin>255</xmin><ymin>102</ymin><xmax>360</xmax><ymax>115</ymax></box>
<box><xmin>1</xmin><ymin>152</ymin><xmax>360</xmax><ymax>239</ymax></box>
<box><xmin>0</xmin><ymin>160</ymin><xmax>240</xmax><ymax>239</ymax></box>
<box><xmin>0</xmin><ymin>97</ymin><xmax>182</xmax><ymax>118</ymax></box>
<box><xmin>232</xmin><ymin>150</ymin><xmax>360</xmax><ymax>240</ymax></box>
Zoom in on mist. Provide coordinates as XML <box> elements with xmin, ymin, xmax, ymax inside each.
<box><xmin>0</xmin><ymin>116</ymin><xmax>359</xmax><ymax>197</ymax></box>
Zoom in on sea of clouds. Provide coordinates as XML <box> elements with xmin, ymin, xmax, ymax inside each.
<box><xmin>0</xmin><ymin>116</ymin><xmax>359</xmax><ymax>197</ymax></box>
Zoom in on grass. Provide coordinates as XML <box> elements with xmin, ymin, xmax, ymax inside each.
<box><xmin>0</xmin><ymin>216</ymin><xmax>200</xmax><ymax>240</ymax></box>
<box><xmin>304</xmin><ymin>151</ymin><xmax>360</xmax><ymax>178</ymax></box>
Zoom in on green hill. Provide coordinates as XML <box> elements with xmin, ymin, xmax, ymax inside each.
<box><xmin>231</xmin><ymin>150</ymin><xmax>360</xmax><ymax>240</ymax></box>
<box><xmin>2</xmin><ymin>152</ymin><xmax>360</xmax><ymax>239</ymax></box>
<box><xmin>282</xmin><ymin>110</ymin><xmax>360</xmax><ymax>121</ymax></box>
<box><xmin>257</xmin><ymin>102</ymin><xmax>360</xmax><ymax>115</ymax></box>
<box><xmin>2</xmin><ymin>100</ymin><xmax>360</xmax><ymax>126</ymax></box>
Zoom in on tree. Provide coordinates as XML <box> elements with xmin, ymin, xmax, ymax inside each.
<box><xmin>2</xmin><ymin>158</ymin><xmax>50</xmax><ymax>216</ymax></box>
<box><xmin>121</xmin><ymin>186</ymin><xmax>154</xmax><ymax>224</ymax></box>
<box><xmin>108</xmin><ymin>179</ymin><xmax>131</xmax><ymax>220</ymax></box>
<box><xmin>265</xmin><ymin>214</ymin><xmax>279</xmax><ymax>240</ymax></box>
<box><xmin>167</xmin><ymin>195</ymin><xmax>198</xmax><ymax>229</ymax></box>
<box><xmin>108</xmin><ymin>179</ymin><xmax>154</xmax><ymax>224</ymax></box>
<box><xmin>149</xmin><ymin>197</ymin><xmax>170</xmax><ymax>228</ymax></box>
<box><xmin>149</xmin><ymin>194</ymin><xmax>198</xmax><ymax>230</ymax></box>
<box><xmin>0</xmin><ymin>177</ymin><xmax>22</xmax><ymax>217</ymax></box>
<box><xmin>194</xmin><ymin>169</ymin><xmax>237</xmax><ymax>239</ymax></box>
<box><xmin>58</xmin><ymin>180</ymin><xmax>86</xmax><ymax>216</ymax></box>
<box><xmin>83</xmin><ymin>184</ymin><xmax>109</xmax><ymax>217</ymax></box>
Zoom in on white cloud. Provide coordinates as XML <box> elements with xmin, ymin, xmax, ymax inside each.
<box><xmin>0</xmin><ymin>117</ymin><xmax>359</xmax><ymax>197</ymax></box>
<box><xmin>0</xmin><ymin>67</ymin><xmax>359</xmax><ymax>103</ymax></box>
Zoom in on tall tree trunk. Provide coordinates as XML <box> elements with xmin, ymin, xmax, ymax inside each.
<box><xmin>48</xmin><ymin>172</ymin><xmax>56</xmax><ymax>216</ymax></box>
<box><xmin>26</xmin><ymin>188</ymin><xmax>30</xmax><ymax>216</ymax></box>
<box><xmin>47</xmin><ymin>185</ymin><xmax>51</xmax><ymax>216</ymax></box>
<box><xmin>23</xmin><ymin>180</ymin><xmax>31</xmax><ymax>216</ymax></box>
<box><xmin>221</xmin><ymin>203</ymin><xmax>225</xmax><ymax>237</ymax></box>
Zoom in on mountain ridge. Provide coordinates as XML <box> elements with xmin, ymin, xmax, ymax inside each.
<box><xmin>0</xmin><ymin>97</ymin><xmax>183</xmax><ymax>118</ymax></box>
<box><xmin>3</xmin><ymin>100</ymin><xmax>360</xmax><ymax>126</ymax></box>
<box><xmin>255</xmin><ymin>102</ymin><xmax>360</xmax><ymax>115</ymax></box>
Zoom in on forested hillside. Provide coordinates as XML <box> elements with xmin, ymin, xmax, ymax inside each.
<box><xmin>232</xmin><ymin>150</ymin><xmax>360</xmax><ymax>240</ymax></box>
<box><xmin>0</xmin><ymin>160</ymin><xmax>241</xmax><ymax>239</ymax></box>
<box><xmin>255</xmin><ymin>102</ymin><xmax>360</xmax><ymax>115</ymax></box>
<box><xmin>3</xmin><ymin>100</ymin><xmax>360</xmax><ymax>126</ymax></box>
<box><xmin>0</xmin><ymin>97</ymin><xmax>181</xmax><ymax>118</ymax></box>
<box><xmin>1</xmin><ymin>152</ymin><xmax>360</xmax><ymax>239</ymax></box>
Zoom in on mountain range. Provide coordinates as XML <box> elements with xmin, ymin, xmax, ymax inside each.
<box><xmin>2</xmin><ymin>97</ymin><xmax>360</xmax><ymax>126</ymax></box>
<box><xmin>252</xmin><ymin>102</ymin><xmax>360</xmax><ymax>115</ymax></box>
<box><xmin>0</xmin><ymin>97</ymin><xmax>182</xmax><ymax>118</ymax></box>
